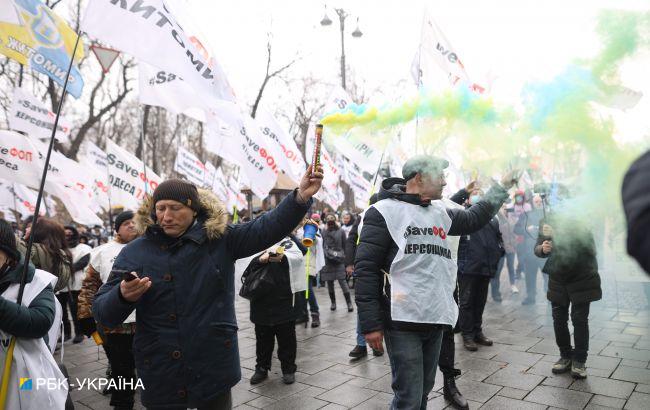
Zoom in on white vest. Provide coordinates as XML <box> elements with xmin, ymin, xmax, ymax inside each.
<box><xmin>0</xmin><ymin>269</ymin><xmax>68</xmax><ymax>409</ymax></box>
<box><xmin>373</xmin><ymin>199</ymin><xmax>458</xmax><ymax>326</ymax></box>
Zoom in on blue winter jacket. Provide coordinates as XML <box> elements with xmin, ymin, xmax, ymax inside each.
<box><xmin>93</xmin><ymin>189</ymin><xmax>311</xmax><ymax>408</ymax></box>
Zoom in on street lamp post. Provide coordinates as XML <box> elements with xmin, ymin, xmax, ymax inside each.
<box><xmin>320</xmin><ymin>6</ymin><xmax>363</xmax><ymax>91</ymax></box>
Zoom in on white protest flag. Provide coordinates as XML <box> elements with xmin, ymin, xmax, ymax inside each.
<box><xmin>29</xmin><ymin>139</ymin><xmax>97</xmax><ymax>208</ymax></box>
<box><xmin>0</xmin><ymin>206</ymin><xmax>16</xmax><ymax>222</ymax></box>
<box><xmin>174</xmin><ymin>146</ymin><xmax>206</xmax><ymax>186</ymax></box>
<box><xmin>206</xmin><ymin>163</ymin><xmax>229</xmax><ymax>203</ymax></box>
<box><xmin>27</xmin><ymin>139</ymin><xmax>104</xmax><ymax>224</ymax></box>
<box><xmin>227</xmin><ymin>174</ymin><xmax>247</xmax><ymax>211</ymax></box>
<box><xmin>306</xmin><ymin>123</ymin><xmax>344</xmax><ymax>209</ymax></box>
<box><xmin>255</xmin><ymin>107</ymin><xmax>305</xmax><ymax>183</ymax></box>
<box><xmin>0</xmin><ymin>130</ymin><xmax>46</xmax><ymax>188</ymax></box>
<box><xmin>9</xmin><ymin>88</ymin><xmax>73</xmax><ymax>143</ymax></box>
<box><xmin>340</xmin><ymin>157</ymin><xmax>373</xmax><ymax>209</ymax></box>
<box><xmin>598</xmin><ymin>85</ymin><xmax>643</xmax><ymax>111</ymax></box>
<box><xmin>78</xmin><ymin>140</ymin><xmax>111</xmax><ymax>210</ymax></box>
<box><xmin>203</xmin><ymin>160</ymin><xmax>217</xmax><ymax>189</ymax></box>
<box><xmin>139</xmin><ymin>62</ymin><xmax>206</xmax><ymax>122</ymax></box>
<box><xmin>106</xmin><ymin>139</ymin><xmax>162</xmax><ymax>209</ymax></box>
<box><xmin>204</xmin><ymin>119</ymin><xmax>244</xmax><ymax>165</ymax></box>
<box><xmin>1</xmin><ymin>180</ymin><xmax>46</xmax><ymax>217</ymax></box>
<box><xmin>0</xmin><ymin>180</ymin><xmax>13</xmax><ymax>210</ymax></box>
<box><xmin>411</xmin><ymin>11</ymin><xmax>484</xmax><ymax>94</ymax></box>
<box><xmin>322</xmin><ymin>87</ymin><xmax>383</xmax><ymax>174</ymax></box>
<box><xmin>324</xmin><ymin>86</ymin><xmax>353</xmax><ymax>114</ymax></box>
<box><xmin>204</xmin><ymin>113</ymin><xmax>278</xmax><ymax>199</ymax></box>
<box><xmin>0</xmin><ymin>179</ymin><xmax>43</xmax><ymax>217</ymax></box>
<box><xmin>55</xmin><ymin>185</ymin><xmax>103</xmax><ymax>226</ymax></box>
<box><xmin>82</xmin><ymin>0</ymin><xmax>235</xmax><ymax>106</ymax></box>
<box><xmin>204</xmin><ymin>162</ymin><xmax>245</xmax><ymax>211</ymax></box>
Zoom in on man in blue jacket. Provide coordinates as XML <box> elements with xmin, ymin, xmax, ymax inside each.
<box><xmin>93</xmin><ymin>166</ymin><xmax>322</xmax><ymax>410</ymax></box>
<box><xmin>456</xmin><ymin>189</ymin><xmax>504</xmax><ymax>351</ymax></box>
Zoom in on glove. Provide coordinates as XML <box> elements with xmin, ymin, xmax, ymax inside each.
<box><xmin>78</xmin><ymin>317</ymin><xmax>97</xmax><ymax>337</ymax></box>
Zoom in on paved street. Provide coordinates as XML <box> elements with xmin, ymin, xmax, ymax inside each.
<box><xmin>65</xmin><ymin>274</ymin><xmax>650</xmax><ymax>410</ymax></box>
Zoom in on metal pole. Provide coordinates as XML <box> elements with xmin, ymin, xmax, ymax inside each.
<box><xmin>337</xmin><ymin>9</ymin><xmax>347</xmax><ymax>90</ymax></box>
<box><xmin>0</xmin><ymin>30</ymin><xmax>82</xmax><ymax>410</ymax></box>
<box><xmin>140</xmin><ymin>105</ymin><xmax>150</xmax><ymax>194</ymax></box>
<box><xmin>104</xmin><ymin>135</ymin><xmax>115</xmax><ymax>236</ymax></box>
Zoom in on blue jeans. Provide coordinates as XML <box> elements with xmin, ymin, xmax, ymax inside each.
<box><xmin>491</xmin><ymin>252</ymin><xmax>516</xmax><ymax>298</ymax></box>
<box><xmin>356</xmin><ymin>317</ymin><xmax>366</xmax><ymax>347</ymax></box>
<box><xmin>384</xmin><ymin>327</ymin><xmax>444</xmax><ymax>410</ymax></box>
<box><xmin>308</xmin><ymin>277</ymin><xmax>319</xmax><ymax>313</ymax></box>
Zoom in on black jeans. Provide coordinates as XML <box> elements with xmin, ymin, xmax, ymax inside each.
<box><xmin>458</xmin><ymin>275</ymin><xmax>490</xmax><ymax>338</ymax></box>
<box><xmin>105</xmin><ymin>333</ymin><xmax>136</xmax><ymax>408</ymax></box>
<box><xmin>56</xmin><ymin>291</ymin><xmax>82</xmax><ymax>337</ymax></box>
<box><xmin>438</xmin><ymin>327</ymin><xmax>459</xmax><ymax>377</ymax></box>
<box><xmin>491</xmin><ymin>253</ymin><xmax>516</xmax><ymax>298</ymax></box>
<box><xmin>551</xmin><ymin>301</ymin><xmax>591</xmax><ymax>363</ymax></box>
<box><xmin>255</xmin><ymin>322</ymin><xmax>297</xmax><ymax>374</ymax></box>
<box><xmin>439</xmin><ymin>285</ymin><xmax>459</xmax><ymax>377</ymax></box>
<box><xmin>146</xmin><ymin>390</ymin><xmax>232</xmax><ymax>410</ymax></box>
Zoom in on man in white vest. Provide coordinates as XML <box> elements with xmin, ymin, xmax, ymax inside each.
<box><xmin>0</xmin><ymin>219</ymin><xmax>67</xmax><ymax>409</ymax></box>
<box><xmin>354</xmin><ymin>156</ymin><xmax>516</xmax><ymax>409</ymax></box>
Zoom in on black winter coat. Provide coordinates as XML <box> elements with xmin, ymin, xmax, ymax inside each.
<box><xmin>622</xmin><ymin>150</ymin><xmax>650</xmax><ymax>275</ymax></box>
<box><xmin>457</xmin><ymin>216</ymin><xmax>504</xmax><ymax>278</ymax></box>
<box><xmin>534</xmin><ymin>215</ymin><xmax>601</xmax><ymax>305</ymax></box>
<box><xmin>354</xmin><ymin>178</ymin><xmax>508</xmax><ymax>334</ymax></box>
<box><xmin>320</xmin><ymin>227</ymin><xmax>347</xmax><ymax>281</ymax></box>
<box><xmin>93</xmin><ymin>189</ymin><xmax>311</xmax><ymax>408</ymax></box>
<box><xmin>249</xmin><ymin>257</ymin><xmax>298</xmax><ymax>326</ymax></box>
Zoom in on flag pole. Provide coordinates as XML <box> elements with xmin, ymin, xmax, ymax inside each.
<box><xmin>414</xmin><ymin>13</ymin><xmax>424</xmax><ymax>156</ymax></box>
<box><xmin>11</xmin><ymin>183</ymin><xmax>18</xmax><ymax>216</ymax></box>
<box><xmin>0</xmin><ymin>31</ymin><xmax>83</xmax><ymax>410</ymax></box>
<box><xmin>105</xmin><ymin>136</ymin><xmax>115</xmax><ymax>236</ymax></box>
<box><xmin>140</xmin><ymin>105</ymin><xmax>150</xmax><ymax>195</ymax></box>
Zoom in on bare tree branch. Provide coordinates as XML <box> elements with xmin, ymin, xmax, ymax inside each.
<box><xmin>250</xmin><ymin>35</ymin><xmax>299</xmax><ymax>118</ymax></box>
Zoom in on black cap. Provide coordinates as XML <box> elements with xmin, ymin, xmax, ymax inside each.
<box><xmin>402</xmin><ymin>155</ymin><xmax>449</xmax><ymax>181</ymax></box>
<box><xmin>0</xmin><ymin>219</ymin><xmax>19</xmax><ymax>262</ymax></box>
<box><xmin>114</xmin><ymin>210</ymin><xmax>134</xmax><ymax>233</ymax></box>
<box><xmin>152</xmin><ymin>179</ymin><xmax>201</xmax><ymax>213</ymax></box>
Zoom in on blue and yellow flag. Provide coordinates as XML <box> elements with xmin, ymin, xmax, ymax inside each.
<box><xmin>0</xmin><ymin>0</ymin><xmax>84</xmax><ymax>98</ymax></box>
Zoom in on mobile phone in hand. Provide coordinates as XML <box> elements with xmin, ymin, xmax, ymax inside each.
<box><xmin>113</xmin><ymin>269</ymin><xmax>138</xmax><ymax>282</ymax></box>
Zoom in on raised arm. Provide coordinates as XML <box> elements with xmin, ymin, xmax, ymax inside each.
<box><xmin>447</xmin><ymin>184</ymin><xmax>508</xmax><ymax>236</ymax></box>
<box><xmin>226</xmin><ymin>190</ymin><xmax>312</xmax><ymax>260</ymax></box>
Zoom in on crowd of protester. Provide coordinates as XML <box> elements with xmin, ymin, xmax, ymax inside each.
<box><xmin>6</xmin><ymin>148</ymin><xmax>650</xmax><ymax>409</ymax></box>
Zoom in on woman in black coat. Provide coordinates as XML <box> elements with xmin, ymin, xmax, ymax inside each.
<box><xmin>321</xmin><ymin>214</ymin><xmax>353</xmax><ymax>312</ymax></box>
<box><xmin>535</xmin><ymin>214</ymin><xmax>601</xmax><ymax>379</ymax></box>
<box><xmin>248</xmin><ymin>237</ymin><xmax>303</xmax><ymax>386</ymax></box>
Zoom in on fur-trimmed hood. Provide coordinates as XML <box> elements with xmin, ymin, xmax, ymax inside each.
<box><xmin>134</xmin><ymin>189</ymin><xmax>228</xmax><ymax>240</ymax></box>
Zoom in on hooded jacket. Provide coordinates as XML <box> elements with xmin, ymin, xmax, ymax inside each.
<box><xmin>354</xmin><ymin>178</ymin><xmax>508</xmax><ymax>334</ymax></box>
<box><xmin>92</xmin><ymin>189</ymin><xmax>310</xmax><ymax>408</ymax></box>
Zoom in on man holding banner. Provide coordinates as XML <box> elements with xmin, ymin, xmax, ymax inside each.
<box><xmin>93</xmin><ymin>166</ymin><xmax>323</xmax><ymax>410</ymax></box>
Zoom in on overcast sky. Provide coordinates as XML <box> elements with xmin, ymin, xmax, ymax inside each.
<box><xmin>179</xmin><ymin>0</ymin><xmax>649</xmax><ymax>143</ymax></box>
